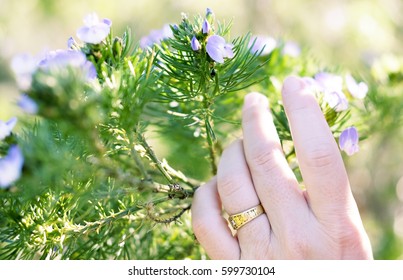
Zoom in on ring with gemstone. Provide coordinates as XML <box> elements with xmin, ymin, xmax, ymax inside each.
<box><xmin>228</xmin><ymin>204</ymin><xmax>265</xmax><ymax>231</ymax></box>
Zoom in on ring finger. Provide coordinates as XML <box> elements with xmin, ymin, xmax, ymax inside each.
<box><xmin>217</xmin><ymin>139</ymin><xmax>271</xmax><ymax>259</ymax></box>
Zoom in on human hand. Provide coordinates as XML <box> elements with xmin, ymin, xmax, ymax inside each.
<box><xmin>191</xmin><ymin>76</ymin><xmax>373</xmax><ymax>259</ymax></box>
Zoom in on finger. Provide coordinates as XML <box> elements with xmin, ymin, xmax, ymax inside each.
<box><xmin>281</xmin><ymin>76</ymin><xmax>354</xmax><ymax>219</ymax></box>
<box><xmin>191</xmin><ymin>177</ymin><xmax>240</xmax><ymax>259</ymax></box>
<box><xmin>217</xmin><ymin>140</ymin><xmax>271</xmax><ymax>259</ymax></box>
<box><xmin>242</xmin><ymin>92</ymin><xmax>308</xmax><ymax>234</ymax></box>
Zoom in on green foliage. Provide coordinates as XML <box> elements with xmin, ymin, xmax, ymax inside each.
<box><xmin>0</xmin><ymin>10</ymin><xmax>372</xmax><ymax>259</ymax></box>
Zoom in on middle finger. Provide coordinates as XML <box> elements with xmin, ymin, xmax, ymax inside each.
<box><xmin>242</xmin><ymin>92</ymin><xmax>309</xmax><ymax>235</ymax></box>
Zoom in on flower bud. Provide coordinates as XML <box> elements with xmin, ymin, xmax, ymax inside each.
<box><xmin>206</xmin><ymin>8</ymin><xmax>215</xmax><ymax>23</ymax></box>
<box><xmin>113</xmin><ymin>37</ymin><xmax>123</xmax><ymax>58</ymax></box>
<box><xmin>202</xmin><ymin>19</ymin><xmax>210</xmax><ymax>34</ymax></box>
<box><xmin>67</xmin><ymin>37</ymin><xmax>76</xmax><ymax>49</ymax></box>
<box><xmin>191</xmin><ymin>36</ymin><xmax>201</xmax><ymax>51</ymax></box>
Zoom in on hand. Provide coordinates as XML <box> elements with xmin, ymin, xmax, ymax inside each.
<box><xmin>191</xmin><ymin>76</ymin><xmax>373</xmax><ymax>259</ymax></box>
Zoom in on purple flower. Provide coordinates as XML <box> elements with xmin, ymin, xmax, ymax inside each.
<box><xmin>345</xmin><ymin>74</ymin><xmax>368</xmax><ymax>99</ymax></box>
<box><xmin>0</xmin><ymin>145</ymin><xmax>24</xmax><ymax>188</ymax></box>
<box><xmin>339</xmin><ymin>127</ymin><xmax>359</xmax><ymax>156</ymax></box>
<box><xmin>18</xmin><ymin>95</ymin><xmax>38</xmax><ymax>114</ymax></box>
<box><xmin>140</xmin><ymin>24</ymin><xmax>173</xmax><ymax>48</ymax></box>
<box><xmin>323</xmin><ymin>90</ymin><xmax>349</xmax><ymax>112</ymax></box>
<box><xmin>40</xmin><ymin>50</ymin><xmax>86</xmax><ymax>68</ymax></box>
<box><xmin>282</xmin><ymin>41</ymin><xmax>301</xmax><ymax>57</ymax></box>
<box><xmin>76</xmin><ymin>12</ymin><xmax>112</xmax><ymax>44</ymax></box>
<box><xmin>315</xmin><ymin>72</ymin><xmax>348</xmax><ymax>111</ymax></box>
<box><xmin>191</xmin><ymin>36</ymin><xmax>201</xmax><ymax>51</ymax></box>
<box><xmin>202</xmin><ymin>19</ymin><xmax>210</xmax><ymax>34</ymax></box>
<box><xmin>206</xmin><ymin>35</ymin><xmax>234</xmax><ymax>63</ymax></box>
<box><xmin>249</xmin><ymin>36</ymin><xmax>276</xmax><ymax>56</ymax></box>
<box><xmin>10</xmin><ymin>53</ymin><xmax>39</xmax><ymax>90</ymax></box>
<box><xmin>39</xmin><ymin>50</ymin><xmax>97</xmax><ymax>80</ymax></box>
<box><xmin>0</xmin><ymin>117</ymin><xmax>17</xmax><ymax>141</ymax></box>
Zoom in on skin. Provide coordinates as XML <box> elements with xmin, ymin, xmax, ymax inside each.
<box><xmin>191</xmin><ymin>76</ymin><xmax>373</xmax><ymax>259</ymax></box>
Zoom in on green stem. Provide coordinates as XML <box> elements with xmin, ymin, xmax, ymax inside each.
<box><xmin>200</xmin><ymin>56</ymin><xmax>220</xmax><ymax>175</ymax></box>
<box><xmin>136</xmin><ymin>133</ymin><xmax>175</xmax><ymax>185</ymax></box>
<box><xmin>202</xmin><ymin>83</ymin><xmax>217</xmax><ymax>174</ymax></box>
<box><xmin>204</xmin><ymin>114</ymin><xmax>217</xmax><ymax>175</ymax></box>
<box><xmin>147</xmin><ymin>204</ymin><xmax>191</xmax><ymax>224</ymax></box>
<box><xmin>129</xmin><ymin>132</ymin><xmax>151</xmax><ymax>182</ymax></box>
<box><xmin>148</xmin><ymin>170</ymin><xmax>199</xmax><ymax>191</ymax></box>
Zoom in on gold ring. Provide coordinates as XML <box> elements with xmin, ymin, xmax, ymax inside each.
<box><xmin>228</xmin><ymin>204</ymin><xmax>265</xmax><ymax>231</ymax></box>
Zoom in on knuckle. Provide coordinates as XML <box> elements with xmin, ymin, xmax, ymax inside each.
<box><xmin>339</xmin><ymin>227</ymin><xmax>371</xmax><ymax>258</ymax></box>
<box><xmin>303</xmin><ymin>143</ymin><xmax>338</xmax><ymax>169</ymax></box>
<box><xmin>217</xmin><ymin>173</ymin><xmax>245</xmax><ymax>198</ymax></box>
<box><xmin>249</xmin><ymin>147</ymin><xmax>280</xmax><ymax>174</ymax></box>
<box><xmin>331</xmin><ymin>215</ymin><xmax>366</xmax><ymax>246</ymax></box>
<box><xmin>319</xmin><ymin>212</ymin><xmax>372</xmax><ymax>259</ymax></box>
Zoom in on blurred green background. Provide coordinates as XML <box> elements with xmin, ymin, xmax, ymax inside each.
<box><xmin>1</xmin><ymin>0</ymin><xmax>402</xmax><ymax>259</ymax></box>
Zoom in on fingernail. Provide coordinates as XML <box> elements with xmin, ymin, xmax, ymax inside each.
<box><xmin>283</xmin><ymin>76</ymin><xmax>304</xmax><ymax>93</ymax></box>
<box><xmin>243</xmin><ymin>92</ymin><xmax>268</xmax><ymax>110</ymax></box>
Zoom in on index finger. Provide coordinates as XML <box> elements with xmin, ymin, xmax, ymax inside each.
<box><xmin>281</xmin><ymin>76</ymin><xmax>356</xmax><ymax>219</ymax></box>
